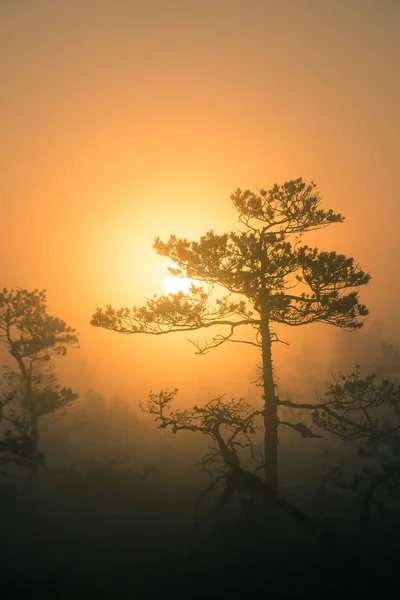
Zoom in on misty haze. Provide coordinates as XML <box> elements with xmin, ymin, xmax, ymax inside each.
<box><xmin>1</xmin><ymin>1</ymin><xmax>400</xmax><ymax>597</ymax></box>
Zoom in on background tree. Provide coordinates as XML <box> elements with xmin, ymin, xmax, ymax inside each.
<box><xmin>302</xmin><ymin>362</ymin><xmax>400</xmax><ymax>543</ymax></box>
<box><xmin>91</xmin><ymin>178</ymin><xmax>370</xmax><ymax>490</ymax></box>
<box><xmin>0</xmin><ymin>288</ymin><xmax>79</xmax><ymax>469</ymax></box>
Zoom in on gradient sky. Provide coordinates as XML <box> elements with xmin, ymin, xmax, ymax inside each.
<box><xmin>1</xmin><ymin>0</ymin><xmax>399</xmax><ymax>406</ymax></box>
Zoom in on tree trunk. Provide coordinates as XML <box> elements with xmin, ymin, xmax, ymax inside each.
<box><xmin>25</xmin><ymin>377</ymin><xmax>40</xmax><ymax>475</ymax></box>
<box><xmin>260</xmin><ymin>304</ymin><xmax>278</xmax><ymax>491</ymax></box>
<box><xmin>30</xmin><ymin>411</ymin><xmax>40</xmax><ymax>457</ymax></box>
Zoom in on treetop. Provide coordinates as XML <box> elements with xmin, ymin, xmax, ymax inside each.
<box><xmin>231</xmin><ymin>178</ymin><xmax>344</xmax><ymax>232</ymax></box>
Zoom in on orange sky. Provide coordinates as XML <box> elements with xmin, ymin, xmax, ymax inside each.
<box><xmin>1</xmin><ymin>0</ymin><xmax>399</xmax><ymax>408</ymax></box>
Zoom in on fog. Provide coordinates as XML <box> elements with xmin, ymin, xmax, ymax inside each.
<box><xmin>1</xmin><ymin>0</ymin><xmax>400</xmax><ymax>402</ymax></box>
<box><xmin>1</xmin><ymin>1</ymin><xmax>400</xmax><ymax>596</ymax></box>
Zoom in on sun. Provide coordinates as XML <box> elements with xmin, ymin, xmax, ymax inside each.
<box><xmin>162</xmin><ymin>263</ymin><xmax>193</xmax><ymax>295</ymax></box>
<box><xmin>162</xmin><ymin>276</ymin><xmax>192</xmax><ymax>295</ymax></box>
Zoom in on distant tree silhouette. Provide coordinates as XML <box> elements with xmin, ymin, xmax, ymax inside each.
<box><xmin>92</xmin><ymin>178</ymin><xmax>370</xmax><ymax>490</ymax></box>
<box><xmin>0</xmin><ymin>288</ymin><xmax>79</xmax><ymax>471</ymax></box>
<box><xmin>304</xmin><ymin>362</ymin><xmax>400</xmax><ymax>543</ymax></box>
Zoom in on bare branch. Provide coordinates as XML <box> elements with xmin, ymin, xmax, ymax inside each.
<box><xmin>278</xmin><ymin>419</ymin><xmax>323</xmax><ymax>439</ymax></box>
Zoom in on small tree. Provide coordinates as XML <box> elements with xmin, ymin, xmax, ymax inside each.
<box><xmin>141</xmin><ymin>389</ymin><xmax>337</xmax><ymax>552</ymax></box>
<box><xmin>0</xmin><ymin>288</ymin><xmax>79</xmax><ymax>469</ymax></box>
<box><xmin>304</xmin><ymin>366</ymin><xmax>400</xmax><ymax>539</ymax></box>
<box><xmin>140</xmin><ymin>389</ymin><xmax>262</xmax><ymax>474</ymax></box>
<box><xmin>92</xmin><ymin>178</ymin><xmax>370</xmax><ymax>490</ymax></box>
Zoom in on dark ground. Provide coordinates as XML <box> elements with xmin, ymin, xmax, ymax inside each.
<box><xmin>1</xmin><ymin>470</ymin><xmax>398</xmax><ymax>598</ymax></box>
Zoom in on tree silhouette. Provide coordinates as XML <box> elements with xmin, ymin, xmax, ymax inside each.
<box><xmin>141</xmin><ymin>388</ymin><xmax>338</xmax><ymax>551</ymax></box>
<box><xmin>91</xmin><ymin>178</ymin><xmax>370</xmax><ymax>490</ymax></box>
<box><xmin>305</xmin><ymin>365</ymin><xmax>400</xmax><ymax>542</ymax></box>
<box><xmin>0</xmin><ymin>288</ymin><xmax>79</xmax><ymax>470</ymax></box>
<box><xmin>140</xmin><ymin>389</ymin><xmax>262</xmax><ymax>474</ymax></box>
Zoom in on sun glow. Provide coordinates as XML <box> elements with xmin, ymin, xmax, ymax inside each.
<box><xmin>162</xmin><ymin>263</ymin><xmax>193</xmax><ymax>295</ymax></box>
